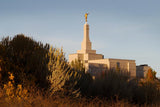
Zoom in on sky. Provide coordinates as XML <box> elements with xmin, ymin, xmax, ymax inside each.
<box><xmin>0</xmin><ymin>0</ymin><xmax>160</xmax><ymax>76</ymax></box>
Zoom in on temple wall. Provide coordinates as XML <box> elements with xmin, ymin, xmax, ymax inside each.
<box><xmin>88</xmin><ymin>53</ymin><xmax>104</xmax><ymax>60</ymax></box>
<box><xmin>108</xmin><ymin>59</ymin><xmax>136</xmax><ymax>77</ymax></box>
<box><xmin>136</xmin><ymin>65</ymin><xmax>151</xmax><ymax>78</ymax></box>
<box><xmin>88</xmin><ymin>59</ymin><xmax>109</xmax><ymax>65</ymax></box>
<box><xmin>128</xmin><ymin>62</ymin><xmax>136</xmax><ymax>77</ymax></box>
<box><xmin>83</xmin><ymin>53</ymin><xmax>103</xmax><ymax>61</ymax></box>
<box><xmin>88</xmin><ymin>63</ymin><xmax>108</xmax><ymax>77</ymax></box>
<box><xmin>87</xmin><ymin>58</ymin><xmax>136</xmax><ymax>77</ymax></box>
<box><xmin>68</xmin><ymin>53</ymin><xmax>84</xmax><ymax>63</ymax></box>
<box><xmin>88</xmin><ymin>59</ymin><xmax>110</xmax><ymax>75</ymax></box>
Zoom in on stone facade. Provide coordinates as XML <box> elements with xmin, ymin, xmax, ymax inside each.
<box><xmin>136</xmin><ymin>64</ymin><xmax>151</xmax><ymax>78</ymax></box>
<box><xmin>88</xmin><ymin>59</ymin><xmax>136</xmax><ymax>77</ymax></box>
<box><xmin>68</xmin><ymin>20</ymin><xmax>137</xmax><ymax>77</ymax></box>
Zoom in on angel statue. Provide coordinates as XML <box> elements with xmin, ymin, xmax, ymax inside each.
<box><xmin>85</xmin><ymin>13</ymin><xmax>89</xmax><ymax>22</ymax></box>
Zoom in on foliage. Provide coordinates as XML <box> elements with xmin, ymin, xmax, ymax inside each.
<box><xmin>0</xmin><ymin>35</ymin><xmax>92</xmax><ymax>97</ymax></box>
<box><xmin>81</xmin><ymin>69</ymin><xmax>160</xmax><ymax>104</ymax></box>
<box><xmin>0</xmin><ymin>86</ymin><xmax>160</xmax><ymax>107</ymax></box>
<box><xmin>70</xmin><ymin>59</ymin><xmax>85</xmax><ymax>72</ymax></box>
<box><xmin>0</xmin><ymin>34</ymin><xmax>51</xmax><ymax>89</ymax></box>
<box><xmin>48</xmin><ymin>47</ymin><xmax>81</xmax><ymax>97</ymax></box>
<box><xmin>86</xmin><ymin>70</ymin><xmax>132</xmax><ymax>99</ymax></box>
<box><xmin>147</xmin><ymin>68</ymin><xmax>157</xmax><ymax>80</ymax></box>
<box><xmin>3</xmin><ymin>72</ymin><xmax>28</xmax><ymax>102</ymax></box>
<box><xmin>133</xmin><ymin>81</ymin><xmax>160</xmax><ymax>104</ymax></box>
<box><xmin>0</xmin><ymin>43</ymin><xmax>9</xmax><ymax>86</ymax></box>
<box><xmin>1</xmin><ymin>35</ymin><xmax>160</xmax><ymax>105</ymax></box>
<box><xmin>48</xmin><ymin>47</ymin><xmax>70</xmax><ymax>95</ymax></box>
<box><xmin>147</xmin><ymin>68</ymin><xmax>153</xmax><ymax>80</ymax></box>
<box><xmin>48</xmin><ymin>49</ymin><xmax>92</xmax><ymax>97</ymax></box>
<box><xmin>152</xmin><ymin>70</ymin><xmax>157</xmax><ymax>79</ymax></box>
<box><xmin>0</xmin><ymin>89</ymin><xmax>138</xmax><ymax>107</ymax></box>
<box><xmin>70</xmin><ymin>59</ymin><xmax>93</xmax><ymax>96</ymax></box>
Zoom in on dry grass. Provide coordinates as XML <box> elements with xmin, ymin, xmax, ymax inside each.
<box><xmin>0</xmin><ymin>85</ymin><xmax>160</xmax><ymax>107</ymax></box>
<box><xmin>0</xmin><ymin>91</ymin><xmax>135</xmax><ymax>107</ymax></box>
<box><xmin>1</xmin><ymin>71</ymin><xmax>160</xmax><ymax>107</ymax></box>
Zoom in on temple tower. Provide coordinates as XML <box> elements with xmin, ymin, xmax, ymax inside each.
<box><xmin>77</xmin><ymin>13</ymin><xmax>96</xmax><ymax>54</ymax></box>
<box><xmin>69</xmin><ymin>13</ymin><xmax>103</xmax><ymax>64</ymax></box>
<box><xmin>81</xmin><ymin>23</ymin><xmax>91</xmax><ymax>51</ymax></box>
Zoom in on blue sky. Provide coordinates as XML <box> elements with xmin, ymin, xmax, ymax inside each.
<box><xmin>1</xmin><ymin>0</ymin><xmax>160</xmax><ymax>76</ymax></box>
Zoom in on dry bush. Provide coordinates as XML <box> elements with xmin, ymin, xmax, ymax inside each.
<box><xmin>48</xmin><ymin>47</ymin><xmax>92</xmax><ymax>97</ymax></box>
<box><xmin>0</xmin><ymin>63</ymin><xmax>160</xmax><ymax>106</ymax></box>
<box><xmin>85</xmin><ymin>70</ymin><xmax>133</xmax><ymax>99</ymax></box>
<box><xmin>81</xmin><ymin>70</ymin><xmax>160</xmax><ymax>105</ymax></box>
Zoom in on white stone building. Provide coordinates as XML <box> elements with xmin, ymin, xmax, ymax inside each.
<box><xmin>69</xmin><ymin>16</ymin><xmax>137</xmax><ymax>77</ymax></box>
<box><xmin>136</xmin><ymin>64</ymin><xmax>151</xmax><ymax>78</ymax></box>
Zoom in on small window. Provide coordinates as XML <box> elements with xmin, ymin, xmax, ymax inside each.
<box><xmin>117</xmin><ymin>62</ymin><xmax>120</xmax><ymax>68</ymax></box>
<box><xmin>116</xmin><ymin>62</ymin><xmax>120</xmax><ymax>71</ymax></box>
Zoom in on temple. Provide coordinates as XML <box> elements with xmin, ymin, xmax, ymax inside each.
<box><xmin>69</xmin><ymin>14</ymin><xmax>143</xmax><ymax>78</ymax></box>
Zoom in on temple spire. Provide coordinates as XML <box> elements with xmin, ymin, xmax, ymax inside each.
<box><xmin>77</xmin><ymin>13</ymin><xmax>96</xmax><ymax>54</ymax></box>
<box><xmin>81</xmin><ymin>22</ymin><xmax>91</xmax><ymax>51</ymax></box>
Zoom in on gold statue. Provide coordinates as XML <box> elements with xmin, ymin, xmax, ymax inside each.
<box><xmin>85</xmin><ymin>13</ymin><xmax>89</xmax><ymax>22</ymax></box>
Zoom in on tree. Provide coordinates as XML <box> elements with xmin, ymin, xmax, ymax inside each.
<box><xmin>0</xmin><ymin>39</ymin><xmax>12</xmax><ymax>86</ymax></box>
<box><xmin>147</xmin><ymin>68</ymin><xmax>154</xmax><ymax>80</ymax></box>
<box><xmin>0</xmin><ymin>34</ymin><xmax>51</xmax><ymax>90</ymax></box>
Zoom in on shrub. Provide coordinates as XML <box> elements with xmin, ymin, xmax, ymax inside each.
<box><xmin>70</xmin><ymin>59</ymin><xmax>85</xmax><ymax>72</ymax></box>
<box><xmin>3</xmin><ymin>72</ymin><xmax>28</xmax><ymax>102</ymax></box>
<box><xmin>86</xmin><ymin>70</ymin><xmax>132</xmax><ymax>99</ymax></box>
<box><xmin>81</xmin><ymin>69</ymin><xmax>160</xmax><ymax>104</ymax></box>
<box><xmin>48</xmin><ymin>47</ymin><xmax>70</xmax><ymax>95</ymax></box>
<box><xmin>70</xmin><ymin>59</ymin><xmax>93</xmax><ymax>96</ymax></box>
<box><xmin>48</xmin><ymin>50</ymin><xmax>92</xmax><ymax>97</ymax></box>
<box><xmin>48</xmin><ymin>47</ymin><xmax>82</xmax><ymax>97</ymax></box>
<box><xmin>0</xmin><ymin>34</ymin><xmax>51</xmax><ymax>90</ymax></box>
<box><xmin>146</xmin><ymin>68</ymin><xmax>157</xmax><ymax>80</ymax></box>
